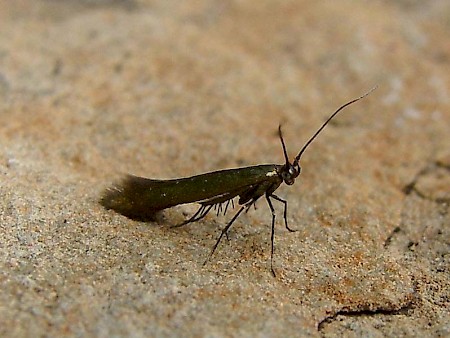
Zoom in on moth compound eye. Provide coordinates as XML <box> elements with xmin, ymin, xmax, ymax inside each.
<box><xmin>282</xmin><ymin>167</ymin><xmax>296</xmax><ymax>185</ymax></box>
<box><xmin>288</xmin><ymin>164</ymin><xmax>300</xmax><ymax>179</ymax></box>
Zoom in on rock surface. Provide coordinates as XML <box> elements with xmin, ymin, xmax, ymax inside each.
<box><xmin>1</xmin><ymin>1</ymin><xmax>449</xmax><ymax>336</ymax></box>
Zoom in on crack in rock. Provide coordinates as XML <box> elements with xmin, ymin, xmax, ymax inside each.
<box><xmin>317</xmin><ymin>297</ymin><xmax>416</xmax><ymax>333</ymax></box>
<box><xmin>402</xmin><ymin>161</ymin><xmax>450</xmax><ymax>204</ymax></box>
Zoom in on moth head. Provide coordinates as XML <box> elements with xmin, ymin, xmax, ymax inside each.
<box><xmin>278</xmin><ymin>125</ymin><xmax>301</xmax><ymax>185</ymax></box>
<box><xmin>281</xmin><ymin>162</ymin><xmax>300</xmax><ymax>185</ymax></box>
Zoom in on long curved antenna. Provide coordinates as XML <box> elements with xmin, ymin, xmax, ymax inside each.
<box><xmin>293</xmin><ymin>86</ymin><xmax>377</xmax><ymax>167</ymax></box>
<box><xmin>278</xmin><ymin>125</ymin><xmax>290</xmax><ymax>166</ymax></box>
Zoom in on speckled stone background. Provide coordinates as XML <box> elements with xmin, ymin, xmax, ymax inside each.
<box><xmin>1</xmin><ymin>1</ymin><xmax>449</xmax><ymax>337</ymax></box>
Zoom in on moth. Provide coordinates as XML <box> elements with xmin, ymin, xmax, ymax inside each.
<box><xmin>101</xmin><ymin>88</ymin><xmax>375</xmax><ymax>276</ymax></box>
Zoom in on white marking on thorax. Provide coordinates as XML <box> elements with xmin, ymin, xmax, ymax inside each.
<box><xmin>265</xmin><ymin>170</ymin><xmax>278</xmax><ymax>177</ymax></box>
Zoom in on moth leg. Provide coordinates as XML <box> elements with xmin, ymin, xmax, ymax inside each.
<box><xmin>203</xmin><ymin>205</ymin><xmax>246</xmax><ymax>266</ymax></box>
<box><xmin>245</xmin><ymin>201</ymin><xmax>257</xmax><ymax>213</ymax></box>
<box><xmin>215</xmin><ymin>201</ymin><xmax>233</xmax><ymax>241</ymax></box>
<box><xmin>224</xmin><ymin>201</ymin><xmax>251</xmax><ymax>240</ymax></box>
<box><xmin>222</xmin><ymin>202</ymin><xmax>231</xmax><ymax>241</ymax></box>
<box><xmin>265</xmin><ymin>194</ymin><xmax>278</xmax><ymax>277</ymax></box>
<box><xmin>190</xmin><ymin>205</ymin><xmax>213</xmax><ymax>223</ymax></box>
<box><xmin>270</xmin><ymin>193</ymin><xmax>297</xmax><ymax>232</ymax></box>
<box><xmin>216</xmin><ymin>203</ymin><xmax>223</xmax><ymax>217</ymax></box>
<box><xmin>172</xmin><ymin>205</ymin><xmax>213</xmax><ymax>228</ymax></box>
<box><xmin>223</xmin><ymin>199</ymin><xmax>231</xmax><ymax>216</ymax></box>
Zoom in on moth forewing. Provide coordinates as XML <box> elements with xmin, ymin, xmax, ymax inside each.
<box><xmin>100</xmin><ymin>164</ymin><xmax>281</xmax><ymax>220</ymax></box>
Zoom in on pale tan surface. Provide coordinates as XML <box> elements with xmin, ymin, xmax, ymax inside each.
<box><xmin>1</xmin><ymin>1</ymin><xmax>449</xmax><ymax>337</ymax></box>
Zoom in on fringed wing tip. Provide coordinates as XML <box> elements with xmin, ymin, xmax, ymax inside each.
<box><xmin>99</xmin><ymin>175</ymin><xmax>159</xmax><ymax>222</ymax></box>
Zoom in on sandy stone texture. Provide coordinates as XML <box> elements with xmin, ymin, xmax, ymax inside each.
<box><xmin>0</xmin><ymin>1</ymin><xmax>448</xmax><ymax>337</ymax></box>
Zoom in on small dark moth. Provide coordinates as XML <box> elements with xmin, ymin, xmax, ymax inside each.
<box><xmin>101</xmin><ymin>88</ymin><xmax>376</xmax><ymax>276</ymax></box>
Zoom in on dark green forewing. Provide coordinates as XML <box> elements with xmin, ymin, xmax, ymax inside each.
<box><xmin>100</xmin><ymin>164</ymin><xmax>281</xmax><ymax>220</ymax></box>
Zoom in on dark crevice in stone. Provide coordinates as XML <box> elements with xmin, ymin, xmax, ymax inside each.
<box><xmin>401</xmin><ymin>161</ymin><xmax>450</xmax><ymax>204</ymax></box>
<box><xmin>383</xmin><ymin>226</ymin><xmax>402</xmax><ymax>247</ymax></box>
<box><xmin>317</xmin><ymin>300</ymin><xmax>416</xmax><ymax>333</ymax></box>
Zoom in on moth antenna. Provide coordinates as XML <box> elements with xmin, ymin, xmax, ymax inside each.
<box><xmin>293</xmin><ymin>86</ymin><xmax>377</xmax><ymax>167</ymax></box>
<box><xmin>278</xmin><ymin>125</ymin><xmax>290</xmax><ymax>166</ymax></box>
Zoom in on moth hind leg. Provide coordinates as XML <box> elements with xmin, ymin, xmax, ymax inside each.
<box><xmin>204</xmin><ymin>205</ymin><xmax>246</xmax><ymax>266</ymax></box>
<box><xmin>172</xmin><ymin>204</ymin><xmax>213</xmax><ymax>228</ymax></box>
